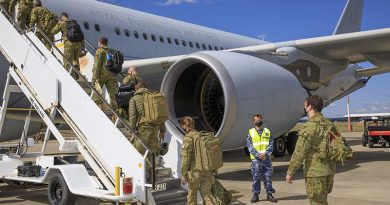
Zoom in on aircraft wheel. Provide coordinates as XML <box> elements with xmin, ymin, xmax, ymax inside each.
<box><xmin>286</xmin><ymin>131</ymin><xmax>298</xmax><ymax>155</ymax></box>
<box><xmin>362</xmin><ymin>135</ymin><xmax>368</xmax><ymax>147</ymax></box>
<box><xmin>48</xmin><ymin>172</ymin><xmax>76</xmax><ymax>205</ymax></box>
<box><xmin>368</xmin><ymin>140</ymin><xmax>374</xmax><ymax>148</ymax></box>
<box><xmin>273</xmin><ymin>137</ymin><xmax>286</xmax><ymax>157</ymax></box>
<box><xmin>243</xmin><ymin>147</ymin><xmax>250</xmax><ymax>157</ymax></box>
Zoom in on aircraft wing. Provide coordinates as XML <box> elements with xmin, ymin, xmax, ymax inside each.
<box><xmin>123</xmin><ymin>28</ymin><xmax>390</xmax><ymax>75</ymax></box>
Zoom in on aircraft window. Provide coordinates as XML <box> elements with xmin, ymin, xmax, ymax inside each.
<box><xmin>167</xmin><ymin>37</ymin><xmax>172</xmax><ymax>44</ymax></box>
<box><xmin>209</xmin><ymin>45</ymin><xmax>212</xmax><ymax>50</ymax></box>
<box><xmin>115</xmin><ymin>28</ymin><xmax>121</xmax><ymax>35</ymax></box>
<box><xmin>159</xmin><ymin>36</ymin><xmax>164</xmax><ymax>43</ymax></box>
<box><xmin>215</xmin><ymin>46</ymin><xmax>219</xmax><ymax>50</ymax></box>
<box><xmin>143</xmin><ymin>33</ymin><xmax>148</xmax><ymax>40</ymax></box>
<box><xmin>175</xmin><ymin>39</ymin><xmax>179</xmax><ymax>45</ymax></box>
<box><xmin>202</xmin><ymin>44</ymin><xmax>206</xmax><ymax>50</ymax></box>
<box><xmin>124</xmin><ymin>29</ymin><xmax>130</xmax><ymax>37</ymax></box>
<box><xmin>151</xmin><ymin>34</ymin><xmax>156</xmax><ymax>41</ymax></box>
<box><xmin>182</xmin><ymin>40</ymin><xmax>186</xmax><ymax>47</ymax></box>
<box><xmin>134</xmin><ymin>31</ymin><xmax>139</xmax><ymax>39</ymax></box>
<box><xmin>83</xmin><ymin>22</ymin><xmax>89</xmax><ymax>30</ymax></box>
<box><xmin>94</xmin><ymin>24</ymin><xmax>100</xmax><ymax>32</ymax></box>
<box><xmin>196</xmin><ymin>43</ymin><xmax>200</xmax><ymax>49</ymax></box>
<box><xmin>189</xmin><ymin>41</ymin><xmax>193</xmax><ymax>48</ymax></box>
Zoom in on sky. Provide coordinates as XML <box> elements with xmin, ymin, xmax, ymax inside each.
<box><xmin>100</xmin><ymin>0</ymin><xmax>390</xmax><ymax>118</ymax></box>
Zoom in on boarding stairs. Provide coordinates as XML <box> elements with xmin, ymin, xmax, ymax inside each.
<box><xmin>0</xmin><ymin>7</ymin><xmax>187</xmax><ymax>204</ymax></box>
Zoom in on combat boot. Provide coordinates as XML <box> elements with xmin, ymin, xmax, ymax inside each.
<box><xmin>250</xmin><ymin>194</ymin><xmax>259</xmax><ymax>203</ymax></box>
<box><xmin>267</xmin><ymin>194</ymin><xmax>278</xmax><ymax>202</ymax></box>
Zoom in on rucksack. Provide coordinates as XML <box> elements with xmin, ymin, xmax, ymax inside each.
<box><xmin>142</xmin><ymin>91</ymin><xmax>168</xmax><ymax>124</ymax></box>
<box><xmin>105</xmin><ymin>49</ymin><xmax>124</xmax><ymax>73</ymax></box>
<box><xmin>318</xmin><ymin>124</ymin><xmax>353</xmax><ymax>165</ymax></box>
<box><xmin>192</xmin><ymin>131</ymin><xmax>223</xmax><ymax>172</ymax></box>
<box><xmin>66</xmin><ymin>20</ymin><xmax>84</xmax><ymax>42</ymax></box>
<box><xmin>211</xmin><ymin>178</ymin><xmax>232</xmax><ymax>205</ymax></box>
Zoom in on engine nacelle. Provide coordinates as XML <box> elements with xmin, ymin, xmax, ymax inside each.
<box><xmin>162</xmin><ymin>51</ymin><xmax>308</xmax><ymax>150</ymax></box>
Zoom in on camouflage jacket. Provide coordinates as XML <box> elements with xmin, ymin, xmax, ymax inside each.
<box><xmin>181</xmin><ymin>130</ymin><xmax>199</xmax><ymax>179</ymax></box>
<box><xmin>92</xmin><ymin>46</ymin><xmax>116</xmax><ymax>80</ymax></box>
<box><xmin>287</xmin><ymin>113</ymin><xmax>336</xmax><ymax>177</ymax></box>
<box><xmin>29</xmin><ymin>6</ymin><xmax>56</xmax><ymax>32</ymax></box>
<box><xmin>11</xmin><ymin>0</ymin><xmax>32</xmax><ymax>10</ymax></box>
<box><xmin>128</xmin><ymin>87</ymin><xmax>165</xmax><ymax>132</ymax></box>
<box><xmin>51</xmin><ymin>18</ymin><xmax>70</xmax><ymax>40</ymax></box>
<box><xmin>122</xmin><ymin>74</ymin><xmax>143</xmax><ymax>86</ymax></box>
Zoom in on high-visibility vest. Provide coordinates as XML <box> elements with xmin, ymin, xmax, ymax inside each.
<box><xmin>249</xmin><ymin>127</ymin><xmax>271</xmax><ymax>160</ymax></box>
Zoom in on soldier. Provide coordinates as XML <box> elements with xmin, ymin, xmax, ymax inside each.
<box><xmin>91</xmin><ymin>37</ymin><xmax>119</xmax><ymax>111</ymax></box>
<box><xmin>129</xmin><ymin>82</ymin><xmax>166</xmax><ymax>181</ymax></box>
<box><xmin>9</xmin><ymin>0</ymin><xmax>33</xmax><ymax>28</ymax></box>
<box><xmin>286</xmin><ymin>95</ymin><xmax>337</xmax><ymax>205</ymax></box>
<box><xmin>0</xmin><ymin>0</ymin><xmax>11</xmax><ymax>13</ymax></box>
<box><xmin>51</xmin><ymin>12</ymin><xmax>83</xmax><ymax>80</ymax></box>
<box><xmin>180</xmin><ymin>116</ymin><xmax>215</xmax><ymax>205</ymax></box>
<box><xmin>247</xmin><ymin>114</ymin><xmax>278</xmax><ymax>203</ymax></box>
<box><xmin>29</xmin><ymin>0</ymin><xmax>57</xmax><ymax>49</ymax></box>
<box><xmin>122</xmin><ymin>66</ymin><xmax>143</xmax><ymax>86</ymax></box>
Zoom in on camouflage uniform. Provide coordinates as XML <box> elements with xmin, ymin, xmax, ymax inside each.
<box><xmin>91</xmin><ymin>45</ymin><xmax>119</xmax><ymax>111</ymax></box>
<box><xmin>51</xmin><ymin>17</ymin><xmax>83</xmax><ymax>79</ymax></box>
<box><xmin>287</xmin><ymin>113</ymin><xmax>337</xmax><ymax>205</ymax></box>
<box><xmin>181</xmin><ymin>130</ymin><xmax>215</xmax><ymax>205</ymax></box>
<box><xmin>10</xmin><ymin>0</ymin><xmax>33</xmax><ymax>28</ymax></box>
<box><xmin>128</xmin><ymin>87</ymin><xmax>165</xmax><ymax>180</ymax></box>
<box><xmin>246</xmin><ymin>129</ymin><xmax>275</xmax><ymax>195</ymax></box>
<box><xmin>122</xmin><ymin>74</ymin><xmax>143</xmax><ymax>86</ymax></box>
<box><xmin>29</xmin><ymin>6</ymin><xmax>57</xmax><ymax>49</ymax></box>
<box><xmin>0</xmin><ymin>0</ymin><xmax>11</xmax><ymax>12</ymax></box>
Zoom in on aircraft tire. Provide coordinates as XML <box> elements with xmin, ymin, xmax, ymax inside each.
<box><xmin>273</xmin><ymin>137</ymin><xmax>286</xmax><ymax>157</ymax></box>
<box><xmin>286</xmin><ymin>131</ymin><xmax>298</xmax><ymax>155</ymax></box>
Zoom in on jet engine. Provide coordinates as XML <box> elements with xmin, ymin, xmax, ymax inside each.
<box><xmin>161</xmin><ymin>51</ymin><xmax>308</xmax><ymax>150</ymax></box>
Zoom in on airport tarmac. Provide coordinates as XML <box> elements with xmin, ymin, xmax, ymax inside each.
<box><xmin>1</xmin><ymin>132</ymin><xmax>390</xmax><ymax>205</ymax></box>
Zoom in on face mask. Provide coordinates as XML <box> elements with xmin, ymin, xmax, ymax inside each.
<box><xmin>255</xmin><ymin>121</ymin><xmax>263</xmax><ymax>127</ymax></box>
<box><xmin>304</xmin><ymin>106</ymin><xmax>310</xmax><ymax>116</ymax></box>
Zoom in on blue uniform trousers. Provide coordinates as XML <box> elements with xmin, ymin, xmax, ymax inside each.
<box><xmin>251</xmin><ymin>158</ymin><xmax>273</xmax><ymax>195</ymax></box>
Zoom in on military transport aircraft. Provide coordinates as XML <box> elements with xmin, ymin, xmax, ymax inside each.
<box><xmin>1</xmin><ymin>0</ymin><xmax>389</xmax><ymax>155</ymax></box>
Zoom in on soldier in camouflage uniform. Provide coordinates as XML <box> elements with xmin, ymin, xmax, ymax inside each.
<box><xmin>247</xmin><ymin>114</ymin><xmax>277</xmax><ymax>203</ymax></box>
<box><xmin>9</xmin><ymin>0</ymin><xmax>33</xmax><ymax>28</ymax></box>
<box><xmin>51</xmin><ymin>12</ymin><xmax>83</xmax><ymax>80</ymax></box>
<box><xmin>180</xmin><ymin>116</ymin><xmax>215</xmax><ymax>205</ymax></box>
<box><xmin>29</xmin><ymin>0</ymin><xmax>57</xmax><ymax>49</ymax></box>
<box><xmin>129</xmin><ymin>82</ymin><xmax>166</xmax><ymax>181</ymax></box>
<box><xmin>286</xmin><ymin>95</ymin><xmax>337</xmax><ymax>205</ymax></box>
<box><xmin>0</xmin><ymin>0</ymin><xmax>11</xmax><ymax>13</ymax></box>
<box><xmin>122</xmin><ymin>66</ymin><xmax>143</xmax><ymax>87</ymax></box>
<box><xmin>91</xmin><ymin>37</ymin><xmax>119</xmax><ymax>111</ymax></box>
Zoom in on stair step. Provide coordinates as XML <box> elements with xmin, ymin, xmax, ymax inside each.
<box><xmin>153</xmin><ymin>178</ymin><xmax>181</xmax><ymax>193</ymax></box>
<box><xmin>156</xmin><ymin>167</ymin><xmax>172</xmax><ymax>179</ymax></box>
<box><xmin>153</xmin><ymin>188</ymin><xmax>187</xmax><ymax>205</ymax></box>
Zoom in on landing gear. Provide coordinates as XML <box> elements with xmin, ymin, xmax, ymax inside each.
<box><xmin>286</xmin><ymin>131</ymin><xmax>298</xmax><ymax>155</ymax></box>
<box><xmin>272</xmin><ymin>137</ymin><xmax>286</xmax><ymax>157</ymax></box>
<box><xmin>48</xmin><ymin>172</ymin><xmax>76</xmax><ymax>205</ymax></box>
<box><xmin>362</xmin><ymin>134</ymin><xmax>368</xmax><ymax>147</ymax></box>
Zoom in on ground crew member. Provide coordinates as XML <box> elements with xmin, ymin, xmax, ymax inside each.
<box><xmin>9</xmin><ymin>0</ymin><xmax>33</xmax><ymax>28</ymax></box>
<box><xmin>29</xmin><ymin>0</ymin><xmax>57</xmax><ymax>49</ymax></box>
<box><xmin>286</xmin><ymin>95</ymin><xmax>337</xmax><ymax>205</ymax></box>
<box><xmin>180</xmin><ymin>116</ymin><xmax>215</xmax><ymax>205</ymax></box>
<box><xmin>91</xmin><ymin>36</ymin><xmax>119</xmax><ymax>111</ymax></box>
<box><xmin>122</xmin><ymin>66</ymin><xmax>143</xmax><ymax>86</ymax></box>
<box><xmin>51</xmin><ymin>12</ymin><xmax>83</xmax><ymax>80</ymax></box>
<box><xmin>129</xmin><ymin>82</ymin><xmax>166</xmax><ymax>181</ymax></box>
<box><xmin>247</xmin><ymin>114</ymin><xmax>277</xmax><ymax>203</ymax></box>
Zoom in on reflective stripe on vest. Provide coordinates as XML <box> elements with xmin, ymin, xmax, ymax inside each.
<box><xmin>249</xmin><ymin>127</ymin><xmax>271</xmax><ymax>160</ymax></box>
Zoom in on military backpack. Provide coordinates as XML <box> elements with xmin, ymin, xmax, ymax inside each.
<box><xmin>142</xmin><ymin>91</ymin><xmax>168</xmax><ymax>124</ymax></box>
<box><xmin>317</xmin><ymin>124</ymin><xmax>353</xmax><ymax>165</ymax></box>
<box><xmin>191</xmin><ymin>131</ymin><xmax>223</xmax><ymax>172</ymax></box>
<box><xmin>66</xmin><ymin>20</ymin><xmax>84</xmax><ymax>42</ymax></box>
<box><xmin>211</xmin><ymin>178</ymin><xmax>232</xmax><ymax>205</ymax></box>
<box><xmin>105</xmin><ymin>49</ymin><xmax>124</xmax><ymax>73</ymax></box>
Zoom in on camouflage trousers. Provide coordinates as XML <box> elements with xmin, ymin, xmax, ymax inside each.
<box><xmin>187</xmin><ymin>171</ymin><xmax>216</xmax><ymax>205</ymax></box>
<box><xmin>133</xmin><ymin>124</ymin><xmax>159</xmax><ymax>181</ymax></box>
<box><xmin>92</xmin><ymin>73</ymin><xmax>119</xmax><ymax>112</ymax></box>
<box><xmin>251</xmin><ymin>158</ymin><xmax>274</xmax><ymax>194</ymax></box>
<box><xmin>63</xmin><ymin>40</ymin><xmax>82</xmax><ymax>80</ymax></box>
<box><xmin>305</xmin><ymin>175</ymin><xmax>334</xmax><ymax>205</ymax></box>
<box><xmin>16</xmin><ymin>7</ymin><xmax>31</xmax><ymax>29</ymax></box>
<box><xmin>0</xmin><ymin>2</ymin><xmax>9</xmax><ymax>12</ymax></box>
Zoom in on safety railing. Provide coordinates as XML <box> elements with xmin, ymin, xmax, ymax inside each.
<box><xmin>0</xmin><ymin>6</ymin><xmax>157</xmax><ymax>188</ymax></box>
